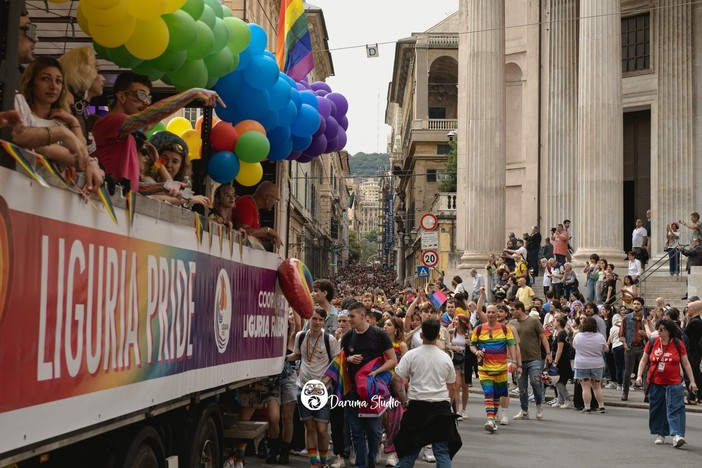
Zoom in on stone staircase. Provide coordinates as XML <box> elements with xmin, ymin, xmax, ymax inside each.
<box><xmin>638</xmin><ymin>273</ymin><xmax>689</xmax><ymax>310</ymax></box>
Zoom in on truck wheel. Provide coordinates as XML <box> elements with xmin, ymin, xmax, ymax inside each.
<box><xmin>187</xmin><ymin>404</ymin><xmax>222</xmax><ymax>468</ymax></box>
<box><xmin>120</xmin><ymin>426</ymin><xmax>165</xmax><ymax>468</ymax></box>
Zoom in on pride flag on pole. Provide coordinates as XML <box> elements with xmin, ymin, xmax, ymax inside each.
<box><xmin>428</xmin><ymin>289</ymin><xmax>448</xmax><ymax>309</ymax></box>
<box><xmin>276</xmin><ymin>0</ymin><xmax>314</xmax><ymax>81</ymax></box>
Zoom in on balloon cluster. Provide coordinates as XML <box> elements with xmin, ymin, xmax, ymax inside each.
<box><xmin>78</xmin><ymin>0</ymin><xmax>250</xmax><ymax>91</ymax></box>
<box><xmin>208</xmin><ymin>120</ymin><xmax>269</xmax><ymax>186</ymax></box>
<box><xmin>212</xmin><ymin>25</ymin><xmax>349</xmax><ymax>164</ymax></box>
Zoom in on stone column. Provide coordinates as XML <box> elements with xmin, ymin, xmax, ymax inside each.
<box><xmin>573</xmin><ymin>0</ymin><xmax>623</xmax><ymax>263</ymax></box>
<box><xmin>456</xmin><ymin>0</ymin><xmax>505</xmax><ymax>269</ymax></box>
<box><xmin>546</xmin><ymin>0</ymin><xmax>578</xmax><ymax>233</ymax></box>
<box><xmin>654</xmin><ymin>0</ymin><xmax>694</xmax><ymax>250</ymax></box>
<box><xmin>414</xmin><ymin>41</ymin><xmax>429</xmax><ymax>122</ymax></box>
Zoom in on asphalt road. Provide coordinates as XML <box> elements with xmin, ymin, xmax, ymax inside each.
<box><xmin>243</xmin><ymin>393</ymin><xmax>702</xmax><ymax>468</ymax></box>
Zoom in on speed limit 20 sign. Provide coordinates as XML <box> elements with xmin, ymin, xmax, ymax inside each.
<box><xmin>422</xmin><ymin>249</ymin><xmax>439</xmax><ymax>268</ymax></box>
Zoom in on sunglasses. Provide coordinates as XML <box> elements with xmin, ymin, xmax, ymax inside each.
<box><xmin>159</xmin><ymin>142</ymin><xmax>186</xmax><ymax>156</ymax></box>
<box><xmin>123</xmin><ymin>89</ymin><xmax>152</xmax><ymax>105</ymax></box>
<box><xmin>21</xmin><ymin>23</ymin><xmax>38</xmax><ymax>41</ymax></box>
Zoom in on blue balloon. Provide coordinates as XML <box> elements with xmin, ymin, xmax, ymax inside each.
<box><xmin>268</xmin><ymin>138</ymin><xmax>293</xmax><ymax>161</ymax></box>
<box><xmin>214</xmin><ymin>71</ymin><xmax>244</xmax><ymax>104</ymax></box>
<box><xmin>269</xmin><ymin>78</ymin><xmax>292</xmax><ymax>110</ymax></box>
<box><xmin>215</xmin><ymin>102</ymin><xmax>236</xmax><ymax>122</ymax></box>
<box><xmin>263</xmin><ymin>50</ymin><xmax>276</xmax><ymax>61</ymax></box>
<box><xmin>258</xmin><ymin>109</ymin><xmax>280</xmax><ymax>132</ymax></box>
<box><xmin>237</xmin><ymin>48</ymin><xmax>252</xmax><ymax>70</ymax></box>
<box><xmin>290</xmin><ymin>88</ymin><xmax>301</xmax><ymax>108</ymax></box>
<box><xmin>299</xmin><ymin>90</ymin><xmax>319</xmax><ymax>109</ymax></box>
<box><xmin>281</xmin><ymin>73</ymin><xmax>296</xmax><ymax>87</ymax></box>
<box><xmin>247</xmin><ymin>24</ymin><xmax>268</xmax><ymax>55</ymax></box>
<box><xmin>291</xmin><ymin>134</ymin><xmax>312</xmax><ymax>152</ymax></box>
<box><xmin>268</xmin><ymin>126</ymin><xmax>292</xmax><ymax>146</ymax></box>
<box><xmin>234</xmin><ymin>85</ymin><xmax>270</xmax><ymax>119</ymax></box>
<box><xmin>208</xmin><ymin>151</ymin><xmax>240</xmax><ymax>183</ymax></box>
<box><xmin>291</xmin><ymin>104</ymin><xmax>321</xmax><ymax>137</ymax></box>
<box><xmin>278</xmin><ymin>100</ymin><xmax>298</xmax><ymax>127</ymax></box>
<box><xmin>244</xmin><ymin>55</ymin><xmax>279</xmax><ymax>90</ymax></box>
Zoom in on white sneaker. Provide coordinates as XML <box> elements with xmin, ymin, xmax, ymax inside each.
<box><xmin>536</xmin><ymin>405</ymin><xmax>544</xmax><ymax>420</ymax></box>
<box><xmin>331</xmin><ymin>456</ymin><xmax>345</xmax><ymax>468</ymax></box>
<box><xmin>499</xmin><ymin>413</ymin><xmax>509</xmax><ymax>425</ymax></box>
<box><xmin>528</xmin><ymin>392</ymin><xmax>535</xmax><ymax>402</ymax></box>
<box><xmin>484</xmin><ymin>419</ymin><xmax>498</xmax><ymax>433</ymax></box>
<box><xmin>606</xmin><ymin>382</ymin><xmax>618</xmax><ymax>389</ymax></box>
<box><xmin>513</xmin><ymin>410</ymin><xmax>529</xmax><ymax>420</ymax></box>
<box><xmin>559</xmin><ymin>400</ymin><xmax>573</xmax><ymax>409</ymax></box>
<box><xmin>385</xmin><ymin>452</ymin><xmax>398</xmax><ymax>467</ymax></box>
<box><xmin>349</xmin><ymin>448</ymin><xmax>355</xmax><ymax>465</ymax></box>
<box><xmin>654</xmin><ymin>435</ymin><xmax>665</xmax><ymax>445</ymax></box>
<box><xmin>673</xmin><ymin>435</ymin><xmax>686</xmax><ymax>448</ymax></box>
<box><xmin>459</xmin><ymin>410</ymin><xmax>468</xmax><ymax>420</ymax></box>
<box><xmin>421</xmin><ymin>446</ymin><xmax>436</xmax><ymax>463</ymax></box>
<box><xmin>548</xmin><ymin>399</ymin><xmax>559</xmax><ymax>407</ymax></box>
<box><xmin>617</xmin><ymin>385</ymin><xmax>623</xmax><ymax>391</ymax></box>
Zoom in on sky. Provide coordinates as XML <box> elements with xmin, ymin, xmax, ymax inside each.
<box><xmin>310</xmin><ymin>0</ymin><xmax>459</xmax><ymax>155</ymax></box>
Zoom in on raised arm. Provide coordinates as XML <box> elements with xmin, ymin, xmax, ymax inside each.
<box><xmin>476</xmin><ymin>286</ymin><xmax>487</xmax><ymax>323</ymax></box>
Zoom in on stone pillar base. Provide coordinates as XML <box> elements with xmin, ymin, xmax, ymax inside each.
<box><xmin>458</xmin><ymin>251</ymin><xmax>490</xmax><ymax>270</ymax></box>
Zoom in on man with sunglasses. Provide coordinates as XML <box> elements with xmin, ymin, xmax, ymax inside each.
<box><xmin>19</xmin><ymin>7</ymin><xmax>37</xmax><ymax>66</ymax></box>
<box><xmin>93</xmin><ymin>71</ymin><xmax>222</xmax><ymax>192</ymax></box>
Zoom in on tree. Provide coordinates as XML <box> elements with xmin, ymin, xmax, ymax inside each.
<box><xmin>349</xmin><ymin>152</ymin><xmax>390</xmax><ymax>178</ymax></box>
<box><xmin>439</xmin><ymin>138</ymin><xmax>457</xmax><ymax>192</ymax></box>
<box><xmin>348</xmin><ymin>230</ymin><xmax>361</xmax><ymax>264</ymax></box>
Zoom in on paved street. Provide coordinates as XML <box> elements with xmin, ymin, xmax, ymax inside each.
<box><xmin>244</xmin><ymin>389</ymin><xmax>702</xmax><ymax>468</ymax></box>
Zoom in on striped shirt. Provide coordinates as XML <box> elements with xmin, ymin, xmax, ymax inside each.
<box><xmin>470</xmin><ymin>323</ymin><xmax>515</xmax><ymax>374</ymax></box>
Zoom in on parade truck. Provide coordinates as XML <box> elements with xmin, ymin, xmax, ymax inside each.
<box><xmin>0</xmin><ymin>149</ymin><xmax>288</xmax><ymax>468</ymax></box>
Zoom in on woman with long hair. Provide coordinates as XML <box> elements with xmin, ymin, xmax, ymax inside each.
<box><xmin>620</xmin><ymin>275</ymin><xmax>638</xmax><ymax>309</ymax></box>
<box><xmin>209</xmin><ymin>184</ymin><xmax>237</xmax><ymax>229</ymax></box>
<box><xmin>16</xmin><ymin>56</ymin><xmax>102</xmax><ymax>189</ymax></box>
<box><xmin>665</xmin><ymin>222</ymin><xmax>681</xmax><ymax>275</ymax></box>
<box><xmin>382</xmin><ymin>317</ymin><xmax>407</xmax><ymax>467</ymax></box>
<box><xmin>448</xmin><ymin>315</ymin><xmax>470</xmax><ymax>419</ymax></box>
<box><xmin>552</xmin><ymin>315</ymin><xmax>574</xmax><ymax>408</ymax></box>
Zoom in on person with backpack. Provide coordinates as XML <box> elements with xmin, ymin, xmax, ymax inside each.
<box><xmin>683</xmin><ymin>300</ymin><xmax>702</xmax><ymax>404</ymax></box>
<box><xmin>288</xmin><ymin>307</ymin><xmax>340</xmax><ymax>468</ymax></box>
<box><xmin>636</xmin><ymin>319</ymin><xmax>698</xmax><ymax>448</ymax></box>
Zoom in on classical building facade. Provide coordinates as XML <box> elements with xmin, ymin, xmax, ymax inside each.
<box><xmin>388</xmin><ymin>0</ymin><xmax>702</xmax><ymax>283</ymax></box>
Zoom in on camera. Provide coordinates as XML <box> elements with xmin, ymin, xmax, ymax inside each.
<box><xmin>550</xmin><ymin>227</ymin><xmax>557</xmax><ymax>233</ymax></box>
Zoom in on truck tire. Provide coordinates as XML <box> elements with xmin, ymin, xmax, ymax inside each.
<box><xmin>186</xmin><ymin>403</ymin><xmax>222</xmax><ymax>468</ymax></box>
<box><xmin>120</xmin><ymin>426</ymin><xmax>165</xmax><ymax>468</ymax></box>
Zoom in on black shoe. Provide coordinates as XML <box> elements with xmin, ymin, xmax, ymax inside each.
<box><xmin>644</xmin><ymin>396</ymin><xmax>649</xmax><ymax>403</ymax></box>
<box><xmin>682</xmin><ymin>295</ymin><xmax>688</xmax><ymax>300</ymax></box>
<box><xmin>277</xmin><ymin>451</ymin><xmax>289</xmax><ymax>465</ymax></box>
<box><xmin>621</xmin><ymin>393</ymin><xmax>629</xmax><ymax>401</ymax></box>
<box><xmin>258</xmin><ymin>438</ymin><xmax>270</xmax><ymax>459</ymax></box>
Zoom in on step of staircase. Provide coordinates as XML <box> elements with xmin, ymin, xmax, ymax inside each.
<box><xmin>639</xmin><ymin>273</ymin><xmax>689</xmax><ymax>310</ymax></box>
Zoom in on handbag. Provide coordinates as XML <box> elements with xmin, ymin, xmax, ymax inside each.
<box><xmin>452</xmin><ymin>350</ymin><xmax>466</xmax><ymax>366</ymax></box>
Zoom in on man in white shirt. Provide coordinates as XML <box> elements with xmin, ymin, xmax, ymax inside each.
<box><xmin>392</xmin><ymin>319</ymin><xmax>461</xmax><ymax>467</ymax></box>
<box><xmin>632</xmin><ymin>218</ymin><xmax>648</xmax><ymax>268</ymax></box>
<box><xmin>627</xmin><ymin>251</ymin><xmax>643</xmax><ymax>284</ymax></box>
<box><xmin>470</xmin><ymin>269</ymin><xmax>484</xmax><ymax>302</ymax></box>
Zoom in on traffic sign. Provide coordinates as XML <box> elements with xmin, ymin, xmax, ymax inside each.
<box><xmin>422</xmin><ymin>250</ymin><xmax>439</xmax><ymax>268</ymax></box>
<box><xmin>421</xmin><ymin>231</ymin><xmax>439</xmax><ymax>250</ymax></box>
<box><xmin>420</xmin><ymin>213</ymin><xmax>438</xmax><ymax>231</ymax></box>
<box><xmin>417</xmin><ymin>266</ymin><xmax>430</xmax><ymax>278</ymax></box>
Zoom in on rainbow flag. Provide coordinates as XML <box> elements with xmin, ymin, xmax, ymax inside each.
<box><xmin>0</xmin><ymin>141</ymin><xmax>49</xmax><ymax>187</ymax></box>
<box><xmin>276</xmin><ymin>0</ymin><xmax>314</xmax><ymax>81</ymax></box>
<box><xmin>324</xmin><ymin>348</ymin><xmax>352</xmax><ymax>398</ymax></box>
<box><xmin>194</xmin><ymin>213</ymin><xmax>203</xmax><ymax>245</ymax></box>
<box><xmin>97</xmin><ymin>186</ymin><xmax>118</xmax><ymax>225</ymax></box>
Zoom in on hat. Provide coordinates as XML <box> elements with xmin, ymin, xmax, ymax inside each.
<box><xmin>149</xmin><ymin>131</ymin><xmax>188</xmax><ymax>158</ymax></box>
<box><xmin>371</xmin><ymin>310</ymin><xmax>382</xmax><ymax>322</ymax></box>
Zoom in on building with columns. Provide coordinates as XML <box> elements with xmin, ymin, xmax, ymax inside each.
<box><xmin>388</xmin><ymin>0</ymin><xmax>702</xmax><ymax>282</ymax></box>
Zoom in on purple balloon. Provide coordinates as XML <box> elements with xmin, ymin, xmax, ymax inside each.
<box><xmin>326</xmin><ymin>93</ymin><xmax>348</xmax><ymax>117</ymax></box>
<box><xmin>314</xmin><ymin>116</ymin><xmax>327</xmax><ymax>137</ymax></box>
<box><xmin>324</xmin><ymin>136</ymin><xmax>338</xmax><ymax>154</ymax></box>
<box><xmin>315</xmin><ymin>90</ymin><xmax>329</xmax><ymax>97</ymax></box>
<box><xmin>327</xmin><ymin>99</ymin><xmax>337</xmax><ymax>118</ymax></box>
<box><xmin>286</xmin><ymin>150</ymin><xmax>303</xmax><ymax>161</ymax></box>
<box><xmin>338</xmin><ymin>114</ymin><xmax>349</xmax><ymax>131</ymax></box>
<box><xmin>324</xmin><ymin>116</ymin><xmax>339</xmax><ymax>140</ymax></box>
<box><xmin>296</xmin><ymin>83</ymin><xmax>308</xmax><ymax>91</ymax></box>
<box><xmin>306</xmin><ymin>134</ymin><xmax>327</xmax><ymax>156</ymax></box>
<box><xmin>316</xmin><ymin>97</ymin><xmax>332</xmax><ymax>119</ymax></box>
<box><xmin>335</xmin><ymin>128</ymin><xmax>347</xmax><ymax>151</ymax></box>
<box><xmin>297</xmin><ymin>153</ymin><xmax>316</xmax><ymax>163</ymax></box>
<box><xmin>310</xmin><ymin>81</ymin><xmax>332</xmax><ymax>93</ymax></box>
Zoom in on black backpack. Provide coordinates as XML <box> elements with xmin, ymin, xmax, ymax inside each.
<box><xmin>297</xmin><ymin>330</ymin><xmax>332</xmax><ymax>363</ymax></box>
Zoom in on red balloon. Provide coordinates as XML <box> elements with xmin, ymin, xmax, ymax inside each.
<box><xmin>210</xmin><ymin>122</ymin><xmax>240</xmax><ymax>152</ymax></box>
<box><xmin>277</xmin><ymin>258</ymin><xmax>314</xmax><ymax>319</ymax></box>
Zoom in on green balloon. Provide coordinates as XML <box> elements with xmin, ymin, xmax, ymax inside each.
<box><xmin>182</xmin><ymin>0</ymin><xmax>205</xmax><ymax>20</ymax></box>
<box><xmin>212</xmin><ymin>18</ymin><xmax>229</xmax><ymax>52</ymax></box>
<box><xmin>199</xmin><ymin>5</ymin><xmax>216</xmax><ymax>29</ymax></box>
<box><xmin>109</xmin><ymin>45</ymin><xmax>143</xmax><ymax>69</ymax></box>
<box><xmin>223</xmin><ymin>17</ymin><xmax>250</xmax><ymax>54</ymax></box>
<box><xmin>186</xmin><ymin>21</ymin><xmax>215</xmax><ymax>61</ymax></box>
<box><xmin>146</xmin><ymin>122</ymin><xmax>167</xmax><ymax>140</ymax></box>
<box><xmin>163</xmin><ymin>11</ymin><xmax>198</xmax><ymax>51</ymax></box>
<box><xmin>204</xmin><ymin>48</ymin><xmax>234</xmax><ymax>79</ymax></box>
<box><xmin>132</xmin><ymin>61</ymin><xmax>164</xmax><ymax>82</ymax></box>
<box><xmin>235</xmin><ymin>131</ymin><xmax>270</xmax><ymax>163</ymax></box>
<box><xmin>93</xmin><ymin>42</ymin><xmax>111</xmax><ymax>61</ymax></box>
<box><xmin>168</xmin><ymin>59</ymin><xmax>209</xmax><ymax>91</ymax></box>
<box><xmin>151</xmin><ymin>49</ymin><xmax>188</xmax><ymax>73</ymax></box>
<box><xmin>221</xmin><ymin>5</ymin><xmax>233</xmax><ymax>18</ymax></box>
<box><xmin>205</xmin><ymin>74</ymin><xmax>219</xmax><ymax>89</ymax></box>
<box><xmin>205</xmin><ymin>0</ymin><xmax>224</xmax><ymax>18</ymax></box>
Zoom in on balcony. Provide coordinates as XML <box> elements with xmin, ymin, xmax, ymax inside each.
<box><xmin>420</xmin><ymin>119</ymin><xmax>458</xmax><ymax>131</ymax></box>
<box><xmin>430</xmin><ymin>192</ymin><xmax>457</xmax><ymax>216</ymax></box>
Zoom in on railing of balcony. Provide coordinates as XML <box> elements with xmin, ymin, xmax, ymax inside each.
<box><xmin>430</xmin><ymin>192</ymin><xmax>457</xmax><ymax>213</ymax></box>
<box><xmin>427</xmin><ymin>35</ymin><xmax>458</xmax><ymax>48</ymax></box>
<box><xmin>427</xmin><ymin>119</ymin><xmax>458</xmax><ymax>130</ymax></box>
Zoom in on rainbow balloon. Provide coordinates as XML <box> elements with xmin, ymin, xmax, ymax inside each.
<box><xmin>277</xmin><ymin>258</ymin><xmax>313</xmax><ymax>318</ymax></box>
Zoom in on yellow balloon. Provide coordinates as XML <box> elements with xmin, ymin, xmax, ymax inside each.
<box><xmin>81</xmin><ymin>0</ymin><xmax>128</xmax><ymax>27</ymax></box>
<box><xmin>164</xmin><ymin>0</ymin><xmax>188</xmax><ymax>14</ymax></box>
<box><xmin>125</xmin><ymin>18</ymin><xmax>170</xmax><ymax>60</ymax></box>
<box><xmin>127</xmin><ymin>0</ymin><xmax>167</xmax><ymax>21</ymax></box>
<box><xmin>235</xmin><ymin>161</ymin><xmax>263</xmax><ymax>187</ymax></box>
<box><xmin>76</xmin><ymin>6</ymin><xmax>91</xmax><ymax>35</ymax></box>
<box><xmin>81</xmin><ymin>0</ymin><xmax>122</xmax><ymax>7</ymax></box>
<box><xmin>166</xmin><ymin>117</ymin><xmax>193</xmax><ymax>136</ymax></box>
<box><xmin>181</xmin><ymin>129</ymin><xmax>203</xmax><ymax>159</ymax></box>
<box><xmin>91</xmin><ymin>14</ymin><xmax>136</xmax><ymax>48</ymax></box>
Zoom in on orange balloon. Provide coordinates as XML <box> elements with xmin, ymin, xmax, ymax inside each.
<box><xmin>195</xmin><ymin>115</ymin><xmax>222</xmax><ymax>135</ymax></box>
<box><xmin>233</xmin><ymin>120</ymin><xmax>266</xmax><ymax>136</ymax></box>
